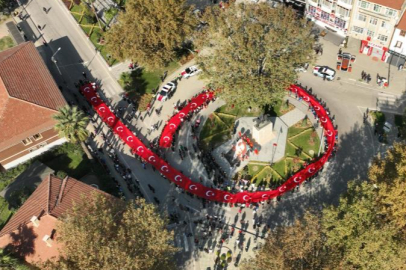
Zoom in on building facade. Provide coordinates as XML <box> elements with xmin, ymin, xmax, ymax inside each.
<box><xmin>347</xmin><ymin>0</ymin><xmax>406</xmax><ymax>61</ymax></box>
<box><xmin>388</xmin><ymin>10</ymin><xmax>406</xmax><ymax>67</ymax></box>
<box><xmin>305</xmin><ymin>0</ymin><xmax>354</xmax><ymax>37</ymax></box>
<box><xmin>0</xmin><ymin>42</ymin><xmax>67</xmax><ymax>170</ymax></box>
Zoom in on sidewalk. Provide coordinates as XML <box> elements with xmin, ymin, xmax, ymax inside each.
<box><xmin>316</xmin><ymin>35</ymin><xmax>406</xmax><ymax>96</ymax></box>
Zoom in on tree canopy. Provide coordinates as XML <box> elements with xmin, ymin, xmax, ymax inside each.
<box><xmin>105</xmin><ymin>0</ymin><xmax>196</xmax><ymax>69</ymax></box>
<box><xmin>41</xmin><ymin>193</ymin><xmax>177</xmax><ymax>270</ymax></box>
<box><xmin>243</xmin><ymin>142</ymin><xmax>406</xmax><ymax>270</ymax></box>
<box><xmin>196</xmin><ymin>3</ymin><xmax>314</xmax><ymax>108</ymax></box>
<box><xmin>53</xmin><ymin>105</ymin><xmax>89</xmax><ymax>144</ymax></box>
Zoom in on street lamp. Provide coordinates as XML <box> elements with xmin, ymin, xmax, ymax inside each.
<box><xmin>51</xmin><ymin>47</ymin><xmax>61</xmax><ymax>63</ymax></box>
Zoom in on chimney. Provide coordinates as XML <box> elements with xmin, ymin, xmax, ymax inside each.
<box><xmin>30</xmin><ymin>216</ymin><xmax>39</xmax><ymax>227</ymax></box>
<box><xmin>42</xmin><ymin>235</ymin><xmax>53</xmax><ymax>247</ymax></box>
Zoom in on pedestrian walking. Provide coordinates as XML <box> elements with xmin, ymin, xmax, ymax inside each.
<box><xmin>338</xmin><ymin>48</ymin><xmax>342</xmax><ymax>55</ymax></box>
<box><xmin>323</xmin><ymin>74</ymin><xmax>326</xmax><ymax>81</ymax></box>
<box><xmin>82</xmin><ymin>72</ymin><xmax>87</xmax><ymax>79</ymax></box>
<box><xmin>43</xmin><ymin>7</ymin><xmax>47</xmax><ymax>13</ymax></box>
<box><xmin>38</xmin><ymin>25</ymin><xmax>42</xmax><ymax>30</ymax></box>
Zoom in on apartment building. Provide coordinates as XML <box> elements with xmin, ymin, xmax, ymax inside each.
<box><xmin>388</xmin><ymin>10</ymin><xmax>406</xmax><ymax>67</ymax></box>
<box><xmin>305</xmin><ymin>0</ymin><xmax>354</xmax><ymax>37</ymax></box>
<box><xmin>348</xmin><ymin>0</ymin><xmax>406</xmax><ymax>61</ymax></box>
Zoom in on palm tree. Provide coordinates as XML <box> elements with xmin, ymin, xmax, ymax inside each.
<box><xmin>53</xmin><ymin>105</ymin><xmax>90</xmax><ymax>144</ymax></box>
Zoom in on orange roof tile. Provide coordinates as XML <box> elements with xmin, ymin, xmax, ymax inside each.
<box><xmin>0</xmin><ymin>42</ymin><xmax>66</xmax><ymax>151</ymax></box>
<box><xmin>0</xmin><ymin>175</ymin><xmax>111</xmax><ymax>263</ymax></box>
<box><xmin>367</xmin><ymin>0</ymin><xmax>405</xmax><ymax>10</ymax></box>
<box><xmin>397</xmin><ymin>10</ymin><xmax>406</xmax><ymax>31</ymax></box>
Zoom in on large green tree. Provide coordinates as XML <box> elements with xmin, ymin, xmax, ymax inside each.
<box><xmin>41</xmin><ymin>194</ymin><xmax>177</xmax><ymax>270</ymax></box>
<box><xmin>105</xmin><ymin>0</ymin><xmax>196</xmax><ymax>69</ymax></box>
<box><xmin>241</xmin><ymin>212</ymin><xmax>331</xmax><ymax>270</ymax></box>
<box><xmin>245</xmin><ymin>143</ymin><xmax>406</xmax><ymax>270</ymax></box>
<box><xmin>53</xmin><ymin>105</ymin><xmax>89</xmax><ymax>144</ymax></box>
<box><xmin>367</xmin><ymin>143</ymin><xmax>406</xmax><ymax>236</ymax></box>
<box><xmin>196</xmin><ymin>3</ymin><xmax>314</xmax><ymax>108</ymax></box>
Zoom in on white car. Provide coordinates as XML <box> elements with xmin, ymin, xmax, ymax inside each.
<box><xmin>313</xmin><ymin>66</ymin><xmax>336</xmax><ymax>81</ymax></box>
<box><xmin>181</xmin><ymin>65</ymin><xmax>201</xmax><ymax>78</ymax></box>
<box><xmin>157</xmin><ymin>82</ymin><xmax>176</xmax><ymax>102</ymax></box>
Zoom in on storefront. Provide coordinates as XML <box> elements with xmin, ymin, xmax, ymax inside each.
<box><xmin>306</xmin><ymin>5</ymin><xmax>348</xmax><ymax>37</ymax></box>
<box><xmin>359</xmin><ymin>38</ymin><xmax>388</xmax><ymax>61</ymax></box>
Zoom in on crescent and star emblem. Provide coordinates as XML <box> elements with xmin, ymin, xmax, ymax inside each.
<box><xmin>99</xmin><ymin>107</ymin><xmax>106</xmax><ymax>112</ymax></box>
<box><xmin>107</xmin><ymin>116</ymin><xmax>114</xmax><ymax>122</ymax></box>
<box><xmin>224</xmin><ymin>194</ymin><xmax>231</xmax><ymax>200</ymax></box>
<box><xmin>169</xmin><ymin>123</ymin><xmax>176</xmax><ymax>129</ymax></box>
<box><xmin>314</xmin><ymin>106</ymin><xmax>320</xmax><ymax>111</ymax></box>
<box><xmin>279</xmin><ymin>186</ymin><xmax>286</xmax><ymax>192</ymax></box>
<box><xmin>179</xmin><ymin>112</ymin><xmax>185</xmax><ymax>118</ymax></box>
<box><xmin>293</xmin><ymin>177</ymin><xmax>302</xmax><ymax>183</ymax></box>
<box><xmin>127</xmin><ymin>136</ymin><xmax>134</xmax><ymax>143</ymax></box>
<box><xmin>191</xmin><ymin>102</ymin><xmax>197</xmax><ymax>108</ymax></box>
<box><xmin>91</xmin><ymin>97</ymin><xmax>97</xmax><ymax>103</ymax></box>
<box><xmin>84</xmin><ymin>87</ymin><xmax>90</xmax><ymax>92</ymax></box>
<box><xmin>116</xmin><ymin>126</ymin><xmax>124</xmax><ymax>132</ymax></box>
<box><xmin>174</xmin><ymin>175</ymin><xmax>182</xmax><ymax>182</ymax></box>
<box><xmin>243</xmin><ymin>195</ymin><xmax>250</xmax><ymax>201</ymax></box>
<box><xmin>308</xmin><ymin>168</ymin><xmax>315</xmax><ymax>173</ymax></box>
<box><xmin>262</xmin><ymin>194</ymin><xmax>268</xmax><ymax>198</ymax></box>
<box><xmin>321</xmin><ymin>117</ymin><xmax>327</xmax><ymax>123</ymax></box>
<box><xmin>148</xmin><ymin>156</ymin><xmax>156</xmax><ymax>163</ymax></box>
<box><xmin>161</xmin><ymin>166</ymin><xmax>169</xmax><ymax>172</ymax></box>
<box><xmin>137</xmin><ymin>146</ymin><xmax>144</xmax><ymax>153</ymax></box>
<box><xmin>206</xmin><ymin>191</ymin><xmax>215</xmax><ymax>197</ymax></box>
<box><xmin>189</xmin><ymin>185</ymin><xmax>197</xmax><ymax>190</ymax></box>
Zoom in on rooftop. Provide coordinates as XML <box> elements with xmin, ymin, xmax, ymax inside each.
<box><xmin>0</xmin><ymin>175</ymin><xmax>110</xmax><ymax>263</ymax></box>
<box><xmin>367</xmin><ymin>0</ymin><xmax>404</xmax><ymax>10</ymax></box>
<box><xmin>0</xmin><ymin>42</ymin><xmax>66</xmax><ymax>151</ymax></box>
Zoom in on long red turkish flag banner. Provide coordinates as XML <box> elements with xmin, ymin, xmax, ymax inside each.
<box><xmin>80</xmin><ymin>84</ymin><xmax>336</xmax><ymax>204</ymax></box>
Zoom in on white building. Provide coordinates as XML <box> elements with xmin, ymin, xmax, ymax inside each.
<box><xmin>388</xmin><ymin>10</ymin><xmax>406</xmax><ymax>67</ymax></box>
<box><xmin>305</xmin><ymin>0</ymin><xmax>354</xmax><ymax>37</ymax></box>
<box><xmin>348</xmin><ymin>0</ymin><xmax>406</xmax><ymax>61</ymax></box>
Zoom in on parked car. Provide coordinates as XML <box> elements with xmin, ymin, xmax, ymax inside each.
<box><xmin>156</xmin><ymin>82</ymin><xmax>176</xmax><ymax>102</ymax></box>
<box><xmin>313</xmin><ymin>66</ymin><xmax>336</xmax><ymax>81</ymax></box>
<box><xmin>181</xmin><ymin>65</ymin><xmax>201</xmax><ymax>78</ymax></box>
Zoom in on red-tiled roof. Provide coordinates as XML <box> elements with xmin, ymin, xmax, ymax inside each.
<box><xmin>0</xmin><ymin>175</ymin><xmax>110</xmax><ymax>238</ymax></box>
<box><xmin>0</xmin><ymin>42</ymin><xmax>66</xmax><ymax>151</ymax></box>
<box><xmin>397</xmin><ymin>10</ymin><xmax>406</xmax><ymax>31</ymax></box>
<box><xmin>367</xmin><ymin>0</ymin><xmax>404</xmax><ymax>10</ymax></box>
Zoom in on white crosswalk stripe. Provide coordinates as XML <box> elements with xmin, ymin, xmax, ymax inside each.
<box><xmin>376</xmin><ymin>92</ymin><xmax>402</xmax><ymax>113</ymax></box>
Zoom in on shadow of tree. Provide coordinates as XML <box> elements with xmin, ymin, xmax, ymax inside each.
<box><xmin>5</xmin><ymin>225</ymin><xmax>37</xmax><ymax>259</ymax></box>
<box><xmin>262</xmin><ymin>121</ymin><xmax>375</xmax><ymax>228</ymax></box>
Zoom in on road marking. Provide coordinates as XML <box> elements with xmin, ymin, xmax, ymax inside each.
<box><xmin>183</xmin><ymin>233</ymin><xmax>189</xmax><ymax>252</ymax></box>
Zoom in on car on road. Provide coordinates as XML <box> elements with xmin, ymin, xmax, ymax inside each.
<box><xmin>313</xmin><ymin>66</ymin><xmax>336</xmax><ymax>81</ymax></box>
<box><xmin>181</xmin><ymin>65</ymin><xmax>201</xmax><ymax>78</ymax></box>
<box><xmin>156</xmin><ymin>82</ymin><xmax>176</xmax><ymax>102</ymax></box>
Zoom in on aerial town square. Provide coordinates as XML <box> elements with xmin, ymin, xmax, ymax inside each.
<box><xmin>0</xmin><ymin>0</ymin><xmax>405</xmax><ymax>269</ymax></box>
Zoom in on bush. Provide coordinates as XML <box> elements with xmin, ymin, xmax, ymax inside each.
<box><xmin>0</xmin><ymin>162</ymin><xmax>32</xmax><ymax>192</ymax></box>
<box><xmin>56</xmin><ymin>171</ymin><xmax>68</xmax><ymax>179</ymax></box>
<box><xmin>104</xmin><ymin>7</ymin><xmax>118</xmax><ymax>24</ymax></box>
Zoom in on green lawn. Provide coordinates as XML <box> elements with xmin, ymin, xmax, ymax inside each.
<box><xmin>0</xmin><ymin>36</ymin><xmax>15</xmax><ymax>51</ymax></box>
<box><xmin>0</xmin><ymin>197</ymin><xmax>13</xmax><ymax>230</ymax></box>
<box><xmin>290</xmin><ymin>129</ymin><xmax>320</xmax><ymax>158</ymax></box>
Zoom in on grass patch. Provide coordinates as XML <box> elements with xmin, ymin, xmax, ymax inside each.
<box><xmin>118</xmin><ymin>62</ymin><xmax>180</xmax><ymax>110</ymax></box>
<box><xmin>80</xmin><ymin>25</ymin><xmax>93</xmax><ymax>35</ymax></box>
<box><xmin>0</xmin><ymin>197</ymin><xmax>13</xmax><ymax>229</ymax></box>
<box><xmin>271</xmin><ymin>159</ymin><xmax>286</xmax><ymax>178</ymax></box>
<box><xmin>0</xmin><ymin>36</ymin><xmax>15</xmax><ymax>51</ymax></box>
<box><xmin>290</xmin><ymin>129</ymin><xmax>320</xmax><ymax>158</ymax></box>
<box><xmin>70</xmin><ymin>3</ymin><xmax>83</xmax><ymax>14</ymax></box>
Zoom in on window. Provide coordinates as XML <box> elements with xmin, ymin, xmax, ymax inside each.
<box><xmin>378</xmin><ymin>34</ymin><xmax>388</xmax><ymax>42</ymax></box>
<box><xmin>22</xmin><ymin>138</ymin><xmax>32</xmax><ymax>146</ymax></box>
<box><xmin>353</xmin><ymin>26</ymin><xmax>364</xmax><ymax>34</ymax></box>
<box><xmin>385</xmin><ymin>8</ymin><xmax>396</xmax><ymax>17</ymax></box>
<box><xmin>309</xmin><ymin>6</ymin><xmax>317</xmax><ymax>15</ymax></box>
<box><xmin>322</xmin><ymin>0</ymin><xmax>332</xmax><ymax>8</ymax></box>
<box><xmin>339</xmin><ymin>0</ymin><xmax>352</xmax><ymax>4</ymax></box>
<box><xmin>373</xmin><ymin>4</ymin><xmax>381</xmax><ymax>13</ymax></box>
<box><xmin>358</xmin><ymin>1</ymin><xmax>369</xmax><ymax>9</ymax></box>
<box><xmin>400</xmin><ymin>30</ymin><xmax>406</xmax><ymax>37</ymax></box>
<box><xmin>337</xmin><ymin>7</ymin><xmax>350</xmax><ymax>17</ymax></box>
<box><xmin>369</xmin><ymin>18</ymin><xmax>378</xmax><ymax>25</ymax></box>
<box><xmin>381</xmin><ymin>21</ymin><xmax>386</xmax><ymax>28</ymax></box>
<box><xmin>33</xmin><ymin>133</ymin><xmax>43</xmax><ymax>141</ymax></box>
<box><xmin>358</xmin><ymin>13</ymin><xmax>367</xmax><ymax>22</ymax></box>
<box><xmin>335</xmin><ymin>17</ymin><xmax>346</xmax><ymax>28</ymax></box>
<box><xmin>321</xmin><ymin>11</ymin><xmax>330</xmax><ymax>20</ymax></box>
<box><xmin>395</xmin><ymin>41</ymin><xmax>403</xmax><ymax>48</ymax></box>
<box><xmin>367</xmin><ymin>30</ymin><xmax>375</xmax><ymax>37</ymax></box>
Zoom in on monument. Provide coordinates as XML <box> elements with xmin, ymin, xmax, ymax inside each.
<box><xmin>252</xmin><ymin>115</ymin><xmax>275</xmax><ymax>145</ymax></box>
